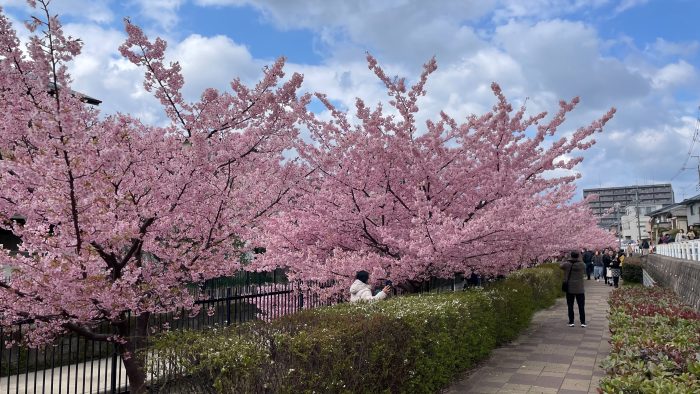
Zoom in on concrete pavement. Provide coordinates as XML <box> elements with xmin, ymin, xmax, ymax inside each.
<box><xmin>445</xmin><ymin>279</ymin><xmax>613</xmax><ymax>393</ymax></box>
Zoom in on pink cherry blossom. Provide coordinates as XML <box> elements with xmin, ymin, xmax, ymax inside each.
<box><xmin>0</xmin><ymin>2</ymin><xmax>306</xmax><ymax>392</ymax></box>
<box><xmin>255</xmin><ymin>54</ymin><xmax>617</xmax><ymax>300</ymax></box>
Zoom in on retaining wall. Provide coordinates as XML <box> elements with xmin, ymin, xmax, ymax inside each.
<box><xmin>643</xmin><ymin>254</ymin><xmax>700</xmax><ymax>311</ymax></box>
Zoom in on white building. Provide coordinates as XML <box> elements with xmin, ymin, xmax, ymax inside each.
<box><xmin>620</xmin><ymin>204</ymin><xmax>661</xmax><ymax>242</ymax></box>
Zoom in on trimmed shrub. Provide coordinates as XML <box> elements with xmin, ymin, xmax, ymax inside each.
<box><xmin>600</xmin><ymin>287</ymin><xmax>700</xmax><ymax>393</ymax></box>
<box><xmin>620</xmin><ymin>255</ymin><xmax>643</xmax><ymax>283</ymax></box>
<box><xmin>508</xmin><ymin>263</ymin><xmax>562</xmax><ymax>309</ymax></box>
<box><xmin>150</xmin><ymin>265</ymin><xmax>562</xmax><ymax>393</ymax></box>
<box><xmin>485</xmin><ymin>279</ymin><xmax>534</xmax><ymax>344</ymax></box>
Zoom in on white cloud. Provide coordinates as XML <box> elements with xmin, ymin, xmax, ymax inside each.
<box><xmin>194</xmin><ymin>0</ymin><xmax>493</xmax><ymax>65</ymax></box>
<box><xmin>60</xmin><ymin>22</ymin><xmax>165</xmax><ymax>124</ymax></box>
<box><xmin>169</xmin><ymin>34</ymin><xmax>261</xmax><ymax>99</ymax></box>
<box><xmin>652</xmin><ymin>61</ymin><xmax>696</xmax><ymax>90</ymax></box>
<box><xmin>0</xmin><ymin>0</ymin><xmax>114</xmax><ymax>24</ymax></box>
<box><xmin>492</xmin><ymin>0</ymin><xmax>610</xmax><ymax>22</ymax></box>
<box><xmin>648</xmin><ymin>38</ymin><xmax>700</xmax><ymax>58</ymax></box>
<box><xmin>614</xmin><ymin>0</ymin><xmax>649</xmax><ymax>13</ymax></box>
<box><xmin>130</xmin><ymin>0</ymin><xmax>186</xmax><ymax>31</ymax></box>
<box><xmin>494</xmin><ymin>19</ymin><xmax>649</xmax><ymax>108</ymax></box>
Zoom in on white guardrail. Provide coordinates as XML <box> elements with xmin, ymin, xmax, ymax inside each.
<box><xmin>652</xmin><ymin>240</ymin><xmax>700</xmax><ymax>261</ymax></box>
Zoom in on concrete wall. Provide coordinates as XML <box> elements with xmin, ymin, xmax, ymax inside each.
<box><xmin>644</xmin><ymin>254</ymin><xmax>700</xmax><ymax>311</ymax></box>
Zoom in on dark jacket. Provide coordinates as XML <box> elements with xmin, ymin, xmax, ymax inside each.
<box><xmin>583</xmin><ymin>250</ymin><xmax>594</xmax><ymax>264</ymax></box>
<box><xmin>602</xmin><ymin>254</ymin><xmax>612</xmax><ymax>268</ymax></box>
<box><xmin>560</xmin><ymin>258</ymin><xmax>585</xmax><ymax>294</ymax></box>
<box><xmin>611</xmin><ymin>255</ymin><xmax>622</xmax><ymax>269</ymax></box>
<box><xmin>592</xmin><ymin>254</ymin><xmax>603</xmax><ymax>267</ymax></box>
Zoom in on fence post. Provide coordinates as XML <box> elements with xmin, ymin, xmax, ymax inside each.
<box><xmin>298</xmin><ymin>289</ymin><xmax>304</xmax><ymax>311</ymax></box>
<box><xmin>110</xmin><ymin>343</ymin><xmax>118</xmax><ymax>394</ymax></box>
<box><xmin>226</xmin><ymin>287</ymin><xmax>232</xmax><ymax>326</ymax></box>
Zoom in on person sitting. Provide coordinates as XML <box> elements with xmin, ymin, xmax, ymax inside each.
<box><xmin>349</xmin><ymin>270</ymin><xmax>391</xmax><ymax>303</ymax></box>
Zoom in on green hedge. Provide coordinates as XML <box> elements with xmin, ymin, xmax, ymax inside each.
<box><xmin>620</xmin><ymin>256</ymin><xmax>643</xmax><ymax>284</ymax></box>
<box><xmin>149</xmin><ymin>264</ymin><xmax>563</xmax><ymax>393</ymax></box>
<box><xmin>600</xmin><ymin>287</ymin><xmax>700</xmax><ymax>393</ymax></box>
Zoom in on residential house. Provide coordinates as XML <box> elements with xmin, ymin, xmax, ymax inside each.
<box><xmin>620</xmin><ymin>204</ymin><xmax>661</xmax><ymax>241</ymax></box>
<box><xmin>648</xmin><ymin>203</ymin><xmax>688</xmax><ymax>242</ymax></box>
<box><xmin>680</xmin><ymin>194</ymin><xmax>700</xmax><ymax>232</ymax></box>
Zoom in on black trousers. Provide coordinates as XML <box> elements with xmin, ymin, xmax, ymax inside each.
<box><xmin>566</xmin><ymin>293</ymin><xmax>585</xmax><ymax>324</ymax></box>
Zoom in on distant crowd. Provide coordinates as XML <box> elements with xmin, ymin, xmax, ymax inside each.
<box><xmin>657</xmin><ymin>228</ymin><xmax>695</xmax><ymax>245</ymax></box>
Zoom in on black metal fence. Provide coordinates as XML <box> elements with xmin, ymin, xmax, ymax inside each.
<box><xmin>0</xmin><ymin>270</ymin><xmax>336</xmax><ymax>394</ymax></box>
<box><xmin>0</xmin><ymin>269</ymin><xmax>476</xmax><ymax>394</ymax></box>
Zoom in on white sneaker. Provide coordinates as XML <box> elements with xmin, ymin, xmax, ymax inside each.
<box><xmin>568</xmin><ymin>323</ymin><xmax>575</xmax><ymax>327</ymax></box>
<box><xmin>581</xmin><ymin>324</ymin><xmax>587</xmax><ymax>328</ymax></box>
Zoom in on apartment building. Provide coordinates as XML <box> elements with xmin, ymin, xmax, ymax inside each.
<box><xmin>583</xmin><ymin>184</ymin><xmax>675</xmax><ymax>229</ymax></box>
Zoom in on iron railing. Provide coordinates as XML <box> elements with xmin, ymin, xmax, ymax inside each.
<box><xmin>0</xmin><ymin>270</ymin><xmax>475</xmax><ymax>393</ymax></box>
<box><xmin>0</xmin><ymin>271</ymin><xmax>335</xmax><ymax>394</ymax></box>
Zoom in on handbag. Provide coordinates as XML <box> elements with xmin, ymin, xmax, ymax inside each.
<box><xmin>561</xmin><ymin>261</ymin><xmax>574</xmax><ymax>293</ymax></box>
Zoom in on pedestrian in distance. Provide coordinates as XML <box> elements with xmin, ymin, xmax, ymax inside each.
<box><xmin>609</xmin><ymin>250</ymin><xmax>623</xmax><ymax>288</ymax></box>
<box><xmin>583</xmin><ymin>248</ymin><xmax>594</xmax><ymax>280</ymax></box>
<box><xmin>602</xmin><ymin>249</ymin><xmax>612</xmax><ymax>285</ymax></box>
<box><xmin>560</xmin><ymin>251</ymin><xmax>586</xmax><ymax>327</ymax></box>
<box><xmin>640</xmin><ymin>239</ymin><xmax>650</xmax><ymax>255</ymax></box>
<box><xmin>592</xmin><ymin>250</ymin><xmax>604</xmax><ymax>281</ymax></box>
<box><xmin>349</xmin><ymin>270</ymin><xmax>391</xmax><ymax>303</ymax></box>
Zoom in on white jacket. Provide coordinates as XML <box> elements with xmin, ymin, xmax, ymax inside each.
<box><xmin>349</xmin><ymin>279</ymin><xmax>387</xmax><ymax>303</ymax></box>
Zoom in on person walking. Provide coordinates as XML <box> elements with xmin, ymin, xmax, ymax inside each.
<box><xmin>583</xmin><ymin>249</ymin><xmax>594</xmax><ymax>280</ymax></box>
<box><xmin>602</xmin><ymin>249</ymin><xmax>612</xmax><ymax>285</ymax></box>
<box><xmin>560</xmin><ymin>251</ymin><xmax>586</xmax><ymax>327</ymax></box>
<box><xmin>609</xmin><ymin>250</ymin><xmax>623</xmax><ymax>288</ymax></box>
<box><xmin>592</xmin><ymin>250</ymin><xmax>604</xmax><ymax>281</ymax></box>
<box><xmin>640</xmin><ymin>239</ymin><xmax>650</xmax><ymax>255</ymax></box>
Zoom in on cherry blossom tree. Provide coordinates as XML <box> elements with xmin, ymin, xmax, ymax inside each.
<box><xmin>256</xmin><ymin>54</ymin><xmax>617</xmax><ymax>295</ymax></box>
<box><xmin>0</xmin><ymin>2</ymin><xmax>307</xmax><ymax>392</ymax></box>
<box><xmin>0</xmin><ymin>0</ymin><xmax>618</xmax><ymax>389</ymax></box>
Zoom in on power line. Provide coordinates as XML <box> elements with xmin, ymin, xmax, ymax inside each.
<box><xmin>670</xmin><ymin>105</ymin><xmax>700</xmax><ymax>181</ymax></box>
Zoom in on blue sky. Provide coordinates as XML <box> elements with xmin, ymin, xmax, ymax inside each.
<box><xmin>1</xmin><ymin>0</ymin><xmax>699</xmax><ymax>201</ymax></box>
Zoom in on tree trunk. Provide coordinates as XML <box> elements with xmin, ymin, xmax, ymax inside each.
<box><xmin>116</xmin><ymin>312</ymin><xmax>151</xmax><ymax>394</ymax></box>
<box><xmin>121</xmin><ymin>349</ymin><xmax>148</xmax><ymax>394</ymax></box>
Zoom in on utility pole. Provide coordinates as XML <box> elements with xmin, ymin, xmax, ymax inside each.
<box><xmin>635</xmin><ymin>188</ymin><xmax>642</xmax><ymax>242</ymax></box>
<box><xmin>694</xmin><ymin>155</ymin><xmax>700</xmax><ymax>191</ymax></box>
<box><xmin>615</xmin><ymin>203</ymin><xmax>622</xmax><ymax>248</ymax></box>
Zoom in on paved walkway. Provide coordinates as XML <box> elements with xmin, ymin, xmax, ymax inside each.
<box><xmin>446</xmin><ymin>279</ymin><xmax>613</xmax><ymax>394</ymax></box>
